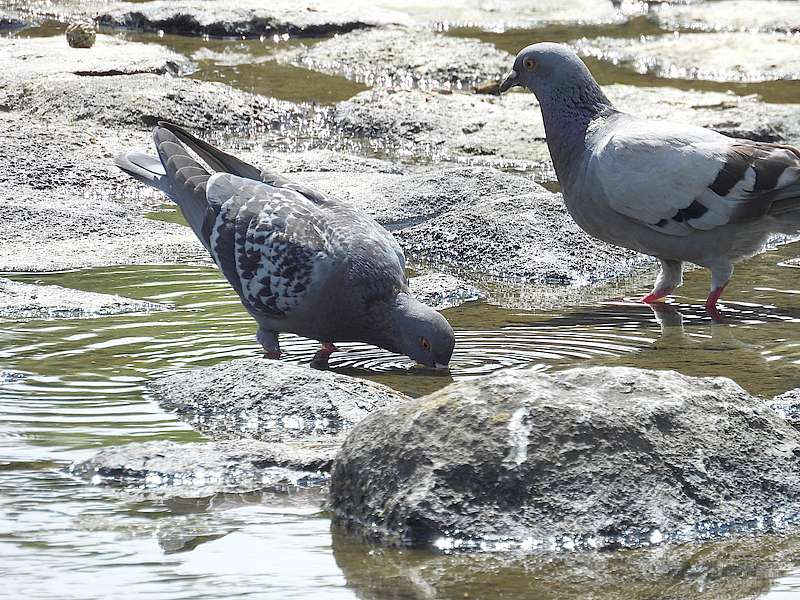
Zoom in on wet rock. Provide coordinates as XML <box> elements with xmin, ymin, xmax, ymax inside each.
<box><xmin>0</xmin><ymin>34</ymin><xmax>190</xmax><ymax>79</ymax></box>
<box><xmin>768</xmin><ymin>388</ymin><xmax>800</xmax><ymax>428</ymax></box>
<box><xmin>267</xmin><ymin>150</ymin><xmax>407</xmax><ymax>176</ymax></box>
<box><xmin>334</xmin><ymin>85</ymin><xmax>800</xmax><ymax>169</ymax></box>
<box><xmin>149</xmin><ymin>359</ymin><xmax>409</xmax><ymax>442</ymax></box>
<box><xmin>71</xmin><ymin>439</ymin><xmax>334</xmax><ymax>498</ymax></box>
<box><xmin>652</xmin><ymin>1</ymin><xmax>800</xmax><ymax>33</ymax></box>
<box><xmin>0</xmin><ymin>114</ymin><xmax>202</xmax><ymax>272</ymax></box>
<box><xmin>576</xmin><ymin>33</ymin><xmax>800</xmax><ymax>82</ymax></box>
<box><xmin>408</xmin><ymin>272</ymin><xmax>487</xmax><ymax>310</ymax></box>
<box><xmin>0</xmin><ymin>278</ymin><xmax>167</xmax><ymax>321</ymax></box>
<box><xmin>94</xmin><ymin>0</ymin><xmax>405</xmax><ymax>37</ymax></box>
<box><xmin>276</xmin><ymin>27</ymin><xmax>511</xmax><ymax>91</ymax></box>
<box><xmin>331</xmin><ymin>526</ymin><xmax>800</xmax><ymax>600</ymax></box>
<box><xmin>331</xmin><ymin>366</ymin><xmax>800</xmax><ymax>549</ymax></box>
<box><xmin>65</xmin><ymin>20</ymin><xmax>96</xmax><ymax>49</ymax></box>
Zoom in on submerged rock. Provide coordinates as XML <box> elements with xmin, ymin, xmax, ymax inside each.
<box><xmin>71</xmin><ymin>439</ymin><xmax>334</xmax><ymax>498</ymax></box>
<box><xmin>408</xmin><ymin>272</ymin><xmax>487</xmax><ymax>310</ymax></box>
<box><xmin>149</xmin><ymin>359</ymin><xmax>409</xmax><ymax>442</ymax></box>
<box><xmin>0</xmin><ymin>278</ymin><xmax>167</xmax><ymax>321</ymax></box>
<box><xmin>652</xmin><ymin>0</ymin><xmax>800</xmax><ymax>33</ymax></box>
<box><xmin>576</xmin><ymin>32</ymin><xmax>800</xmax><ymax>83</ymax></box>
<box><xmin>331</xmin><ymin>366</ymin><xmax>800</xmax><ymax>550</ymax></box>
<box><xmin>0</xmin><ymin>34</ymin><xmax>190</xmax><ymax>79</ymax></box>
<box><xmin>277</xmin><ymin>27</ymin><xmax>511</xmax><ymax>91</ymax></box>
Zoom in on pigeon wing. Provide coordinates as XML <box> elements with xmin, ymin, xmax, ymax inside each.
<box><xmin>205</xmin><ymin>173</ymin><xmax>337</xmax><ymax>320</ymax></box>
<box><xmin>590</xmin><ymin>119</ymin><xmax>800</xmax><ymax>236</ymax></box>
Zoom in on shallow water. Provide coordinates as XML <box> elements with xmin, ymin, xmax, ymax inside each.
<box><xmin>4</xmin><ymin>6</ymin><xmax>800</xmax><ymax>600</ymax></box>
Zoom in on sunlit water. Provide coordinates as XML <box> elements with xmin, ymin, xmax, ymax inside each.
<box><xmin>4</xmin><ymin>9</ymin><xmax>800</xmax><ymax>600</ymax></box>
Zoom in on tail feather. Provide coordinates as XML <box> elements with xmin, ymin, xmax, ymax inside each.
<box><xmin>114</xmin><ymin>151</ymin><xmax>170</xmax><ymax>193</ymax></box>
<box><xmin>151</xmin><ymin>128</ymin><xmax>215</xmax><ymax>250</ymax></box>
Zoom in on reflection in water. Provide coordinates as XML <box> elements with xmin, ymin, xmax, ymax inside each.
<box><xmin>331</xmin><ymin>526</ymin><xmax>800</xmax><ymax>600</ymax></box>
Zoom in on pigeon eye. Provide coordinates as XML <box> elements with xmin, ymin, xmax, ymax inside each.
<box><xmin>420</xmin><ymin>337</ymin><xmax>431</xmax><ymax>351</ymax></box>
<box><xmin>523</xmin><ymin>58</ymin><xmax>536</xmax><ymax>71</ymax></box>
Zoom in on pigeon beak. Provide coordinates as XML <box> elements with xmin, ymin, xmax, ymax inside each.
<box><xmin>499</xmin><ymin>69</ymin><xmax>520</xmax><ymax>93</ymax></box>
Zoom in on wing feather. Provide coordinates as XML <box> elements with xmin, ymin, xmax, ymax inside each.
<box><xmin>590</xmin><ymin>119</ymin><xmax>800</xmax><ymax>236</ymax></box>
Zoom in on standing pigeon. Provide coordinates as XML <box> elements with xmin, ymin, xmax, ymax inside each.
<box><xmin>115</xmin><ymin>123</ymin><xmax>454</xmax><ymax>368</ymax></box>
<box><xmin>500</xmin><ymin>43</ymin><xmax>800</xmax><ymax>320</ymax></box>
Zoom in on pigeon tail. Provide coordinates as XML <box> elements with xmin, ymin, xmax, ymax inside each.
<box><xmin>151</xmin><ymin>127</ymin><xmax>216</xmax><ymax>250</ymax></box>
<box><xmin>114</xmin><ymin>151</ymin><xmax>171</xmax><ymax>194</ymax></box>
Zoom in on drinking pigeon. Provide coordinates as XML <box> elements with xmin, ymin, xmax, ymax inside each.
<box><xmin>115</xmin><ymin>122</ymin><xmax>454</xmax><ymax>368</ymax></box>
<box><xmin>500</xmin><ymin>43</ymin><xmax>800</xmax><ymax>320</ymax></box>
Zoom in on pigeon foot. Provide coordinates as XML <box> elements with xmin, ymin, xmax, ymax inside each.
<box><xmin>310</xmin><ymin>342</ymin><xmax>339</xmax><ymax>370</ymax></box>
<box><xmin>263</xmin><ymin>350</ymin><xmax>281</xmax><ymax>360</ymax></box>
<box><xmin>642</xmin><ymin>288</ymin><xmax>674</xmax><ymax>304</ymax></box>
<box><xmin>705</xmin><ymin>284</ymin><xmax>728</xmax><ymax>323</ymax></box>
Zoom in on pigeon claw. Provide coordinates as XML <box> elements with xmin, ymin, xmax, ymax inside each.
<box><xmin>310</xmin><ymin>342</ymin><xmax>339</xmax><ymax>371</ymax></box>
<box><xmin>263</xmin><ymin>350</ymin><xmax>281</xmax><ymax>360</ymax></box>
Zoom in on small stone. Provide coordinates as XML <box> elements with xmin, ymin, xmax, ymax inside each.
<box><xmin>66</xmin><ymin>21</ymin><xmax>96</xmax><ymax>49</ymax></box>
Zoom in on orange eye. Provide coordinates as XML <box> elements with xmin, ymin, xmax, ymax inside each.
<box><xmin>523</xmin><ymin>58</ymin><xmax>536</xmax><ymax>72</ymax></box>
<box><xmin>420</xmin><ymin>337</ymin><xmax>431</xmax><ymax>351</ymax></box>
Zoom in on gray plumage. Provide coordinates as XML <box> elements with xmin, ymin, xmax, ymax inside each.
<box><xmin>500</xmin><ymin>43</ymin><xmax>800</xmax><ymax>319</ymax></box>
<box><xmin>116</xmin><ymin>123</ymin><xmax>454</xmax><ymax>367</ymax></box>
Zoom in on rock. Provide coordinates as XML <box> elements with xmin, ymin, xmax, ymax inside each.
<box><xmin>575</xmin><ymin>32</ymin><xmax>800</xmax><ymax>82</ymax></box>
<box><xmin>408</xmin><ymin>272</ymin><xmax>487</xmax><ymax>310</ymax></box>
<box><xmin>330</xmin><ymin>366</ymin><xmax>800</xmax><ymax>549</ymax></box>
<box><xmin>652</xmin><ymin>1</ymin><xmax>800</xmax><ymax>33</ymax></box>
<box><xmin>71</xmin><ymin>439</ymin><xmax>333</xmax><ymax>498</ymax></box>
<box><xmin>0</xmin><ymin>34</ymin><xmax>190</xmax><ymax>79</ymax></box>
<box><xmin>297</xmin><ymin>165</ymin><xmax>647</xmax><ymax>283</ymax></box>
<box><xmin>149</xmin><ymin>359</ymin><xmax>409</xmax><ymax>442</ymax></box>
<box><xmin>0</xmin><ymin>114</ymin><xmax>202</xmax><ymax>272</ymax></box>
<box><xmin>0</xmin><ymin>278</ymin><xmax>167</xmax><ymax>321</ymax></box>
<box><xmin>768</xmin><ymin>388</ymin><xmax>800</xmax><ymax>427</ymax></box>
<box><xmin>94</xmin><ymin>0</ymin><xmax>406</xmax><ymax>37</ymax></box>
<box><xmin>65</xmin><ymin>20</ymin><xmax>96</xmax><ymax>49</ymax></box>
<box><xmin>331</xmin><ymin>525</ymin><xmax>800</xmax><ymax>600</ymax></box>
<box><xmin>333</xmin><ymin>85</ymin><xmax>800</xmax><ymax>170</ymax></box>
<box><xmin>276</xmin><ymin>27</ymin><xmax>511</xmax><ymax>91</ymax></box>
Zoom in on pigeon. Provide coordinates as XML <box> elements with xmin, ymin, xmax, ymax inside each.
<box><xmin>500</xmin><ymin>43</ymin><xmax>800</xmax><ymax>320</ymax></box>
<box><xmin>115</xmin><ymin>122</ymin><xmax>454</xmax><ymax>368</ymax></box>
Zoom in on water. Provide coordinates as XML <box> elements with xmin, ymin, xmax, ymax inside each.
<box><xmin>3</xmin><ymin>7</ymin><xmax>800</xmax><ymax>600</ymax></box>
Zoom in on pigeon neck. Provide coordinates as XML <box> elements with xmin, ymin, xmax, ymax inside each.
<box><xmin>538</xmin><ymin>82</ymin><xmax>613</xmax><ymax>183</ymax></box>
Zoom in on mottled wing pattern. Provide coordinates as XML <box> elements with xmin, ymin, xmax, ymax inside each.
<box><xmin>590</xmin><ymin>118</ymin><xmax>800</xmax><ymax>236</ymax></box>
<box><xmin>204</xmin><ymin>173</ymin><xmax>335</xmax><ymax>319</ymax></box>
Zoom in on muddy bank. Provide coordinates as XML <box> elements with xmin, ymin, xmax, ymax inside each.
<box><xmin>71</xmin><ymin>439</ymin><xmax>333</xmax><ymax>498</ymax></box>
<box><xmin>331</xmin><ymin>367</ymin><xmax>800</xmax><ymax>549</ymax></box>
<box><xmin>149</xmin><ymin>359</ymin><xmax>409</xmax><ymax>442</ymax></box>
<box><xmin>0</xmin><ymin>278</ymin><xmax>167</xmax><ymax>321</ymax></box>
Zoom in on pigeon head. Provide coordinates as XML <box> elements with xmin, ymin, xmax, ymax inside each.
<box><xmin>499</xmin><ymin>42</ymin><xmax>600</xmax><ymax>99</ymax></box>
<box><xmin>386</xmin><ymin>293</ymin><xmax>455</xmax><ymax>369</ymax></box>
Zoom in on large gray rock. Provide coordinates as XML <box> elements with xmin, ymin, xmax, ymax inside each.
<box><xmin>0</xmin><ymin>278</ymin><xmax>167</xmax><ymax>321</ymax></box>
<box><xmin>408</xmin><ymin>272</ymin><xmax>487</xmax><ymax>310</ymax></box>
<box><xmin>333</xmin><ymin>85</ymin><xmax>800</xmax><ymax>170</ymax></box>
<box><xmin>149</xmin><ymin>359</ymin><xmax>409</xmax><ymax>442</ymax></box>
<box><xmin>331</xmin><ymin>366</ymin><xmax>800</xmax><ymax>549</ymax></box>
<box><xmin>331</xmin><ymin>525</ymin><xmax>800</xmax><ymax>600</ymax></box>
<box><xmin>277</xmin><ymin>28</ymin><xmax>511</xmax><ymax>91</ymax></box>
<box><xmin>769</xmin><ymin>388</ymin><xmax>800</xmax><ymax>428</ymax></box>
<box><xmin>71</xmin><ymin>439</ymin><xmax>333</xmax><ymax>498</ymax></box>
<box><xmin>575</xmin><ymin>32</ymin><xmax>800</xmax><ymax>82</ymax></box>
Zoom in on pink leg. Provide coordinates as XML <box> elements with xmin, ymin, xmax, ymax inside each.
<box><xmin>705</xmin><ymin>283</ymin><xmax>728</xmax><ymax>322</ymax></box>
<box><xmin>263</xmin><ymin>350</ymin><xmax>281</xmax><ymax>359</ymax></box>
<box><xmin>642</xmin><ymin>287</ymin><xmax>674</xmax><ymax>304</ymax></box>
